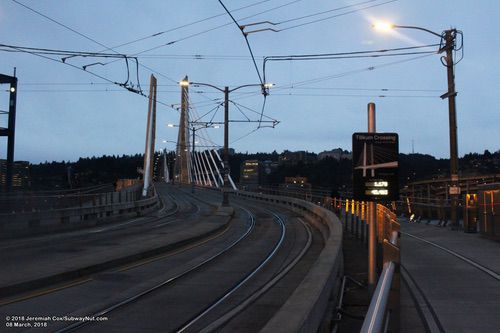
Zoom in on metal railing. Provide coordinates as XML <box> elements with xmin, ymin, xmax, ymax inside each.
<box><xmin>361</xmin><ymin>204</ymin><xmax>400</xmax><ymax>333</ymax></box>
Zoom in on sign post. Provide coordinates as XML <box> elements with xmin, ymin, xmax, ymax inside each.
<box><xmin>352</xmin><ymin>103</ymin><xmax>399</xmax><ymax>290</ymax></box>
<box><xmin>352</xmin><ymin>132</ymin><xmax>399</xmax><ymax>201</ymax></box>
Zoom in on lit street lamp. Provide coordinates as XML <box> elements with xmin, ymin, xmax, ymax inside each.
<box><xmin>178</xmin><ymin>79</ymin><xmax>273</xmax><ymax>206</ymax></box>
<box><xmin>373</xmin><ymin>21</ymin><xmax>462</xmax><ymax>230</ymax></box>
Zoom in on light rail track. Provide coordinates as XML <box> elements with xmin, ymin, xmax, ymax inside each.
<box><xmin>197</xmin><ymin>217</ymin><xmax>313</xmax><ymax>333</ymax></box>
<box><xmin>54</xmin><ymin>207</ymin><xmax>256</xmax><ymax>333</ymax></box>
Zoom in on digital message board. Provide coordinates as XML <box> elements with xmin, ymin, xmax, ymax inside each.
<box><xmin>352</xmin><ymin>132</ymin><xmax>399</xmax><ymax>201</ymax></box>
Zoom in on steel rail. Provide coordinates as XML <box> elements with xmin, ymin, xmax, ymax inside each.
<box><xmin>54</xmin><ymin>207</ymin><xmax>256</xmax><ymax>333</ymax></box>
<box><xmin>199</xmin><ymin>217</ymin><xmax>313</xmax><ymax>333</ymax></box>
<box><xmin>174</xmin><ymin>209</ymin><xmax>287</xmax><ymax>333</ymax></box>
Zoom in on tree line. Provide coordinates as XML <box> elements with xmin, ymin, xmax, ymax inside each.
<box><xmin>29</xmin><ymin>150</ymin><xmax>499</xmax><ymax>191</ymax></box>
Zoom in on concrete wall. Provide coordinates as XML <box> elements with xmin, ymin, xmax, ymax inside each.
<box><xmin>233</xmin><ymin>190</ymin><xmax>344</xmax><ymax>333</ymax></box>
<box><xmin>0</xmin><ymin>185</ymin><xmax>159</xmax><ymax>237</ymax></box>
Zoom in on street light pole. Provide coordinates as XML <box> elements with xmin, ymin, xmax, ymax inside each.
<box><xmin>442</xmin><ymin>29</ymin><xmax>460</xmax><ymax>230</ymax></box>
<box><xmin>179</xmin><ymin>79</ymin><xmax>273</xmax><ymax>207</ymax></box>
<box><xmin>372</xmin><ymin>23</ymin><xmax>461</xmax><ymax>229</ymax></box>
<box><xmin>192</xmin><ymin>126</ymin><xmax>196</xmax><ymax>194</ymax></box>
<box><xmin>222</xmin><ymin>86</ymin><xmax>230</xmax><ymax>206</ymax></box>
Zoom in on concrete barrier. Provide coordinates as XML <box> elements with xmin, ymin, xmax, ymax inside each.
<box><xmin>0</xmin><ymin>186</ymin><xmax>160</xmax><ymax>237</ymax></box>
<box><xmin>233</xmin><ymin>190</ymin><xmax>343</xmax><ymax>333</ymax></box>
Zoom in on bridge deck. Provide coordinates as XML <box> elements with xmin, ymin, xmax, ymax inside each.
<box><xmin>401</xmin><ymin>219</ymin><xmax>500</xmax><ymax>332</ymax></box>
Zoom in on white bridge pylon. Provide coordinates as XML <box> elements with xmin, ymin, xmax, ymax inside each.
<box><xmin>354</xmin><ymin>142</ymin><xmax>398</xmax><ymax>177</ymax></box>
<box><xmin>172</xmin><ymin>79</ymin><xmax>237</xmax><ymax>191</ymax></box>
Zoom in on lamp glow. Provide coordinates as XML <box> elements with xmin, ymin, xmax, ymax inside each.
<box><xmin>372</xmin><ymin>21</ymin><xmax>395</xmax><ymax>32</ymax></box>
<box><xmin>179</xmin><ymin>80</ymin><xmax>190</xmax><ymax>87</ymax></box>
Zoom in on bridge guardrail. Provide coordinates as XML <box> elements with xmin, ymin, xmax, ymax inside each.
<box><xmin>0</xmin><ymin>184</ymin><xmax>159</xmax><ymax>236</ymax></box>
<box><xmin>232</xmin><ymin>190</ymin><xmax>343</xmax><ymax>333</ymax></box>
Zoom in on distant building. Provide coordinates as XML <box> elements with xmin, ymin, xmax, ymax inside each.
<box><xmin>279</xmin><ymin>176</ymin><xmax>312</xmax><ymax>200</ymax></box>
<box><xmin>0</xmin><ymin>160</ymin><xmax>31</xmax><ymax>190</ymax></box>
<box><xmin>240</xmin><ymin>160</ymin><xmax>260</xmax><ymax>189</ymax></box>
<box><xmin>318</xmin><ymin>148</ymin><xmax>352</xmax><ymax>161</ymax></box>
<box><xmin>279</xmin><ymin>150</ymin><xmax>317</xmax><ymax>165</ymax></box>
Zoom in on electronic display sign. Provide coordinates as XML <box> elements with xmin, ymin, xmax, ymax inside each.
<box><xmin>352</xmin><ymin>132</ymin><xmax>399</xmax><ymax>201</ymax></box>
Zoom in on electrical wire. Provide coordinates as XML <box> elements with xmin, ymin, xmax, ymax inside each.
<box><xmin>280</xmin><ymin>0</ymin><xmax>399</xmax><ymax>31</ymax></box>
<box><xmin>231</xmin><ymin>101</ymin><xmax>278</xmax><ymax>122</ymax></box>
<box><xmin>0</xmin><ymin>44</ymin><xmax>127</xmax><ymax>58</ymax></box>
<box><xmin>6</xmin><ymin>45</ymin><xmax>182</xmax><ymax>111</ymax></box>
<box><xmin>269</xmin><ymin>93</ymin><xmax>439</xmax><ymax>98</ymax></box>
<box><xmin>230</xmin><ymin>53</ymin><xmax>437</xmax><ymax>104</ymax></box>
<box><xmin>218</xmin><ymin>0</ymin><xmax>264</xmax><ymax>85</ymax></box>
<box><xmin>239</xmin><ymin>0</ymin><xmax>398</xmax><ymax>34</ymax></box>
<box><xmin>263</xmin><ymin>44</ymin><xmax>439</xmax><ymax>81</ymax></box>
<box><xmin>281</xmin><ymin>87</ymin><xmax>443</xmax><ymax>92</ymax></box>
<box><xmin>276</xmin><ymin>0</ymin><xmax>377</xmax><ymax>26</ymax></box>
<box><xmin>8</xmin><ymin>2</ymin><xmax>183</xmax><ymax>111</ymax></box>
<box><xmin>231</xmin><ymin>128</ymin><xmax>261</xmax><ymax>144</ymax></box>
<box><xmin>105</xmin><ymin>0</ymin><xmax>305</xmax><ymax>65</ymax></box>
<box><xmin>11</xmin><ymin>0</ymin><xmax>110</xmax><ymax>50</ymax></box>
<box><xmin>102</xmin><ymin>0</ymin><xmax>273</xmax><ymax>52</ymax></box>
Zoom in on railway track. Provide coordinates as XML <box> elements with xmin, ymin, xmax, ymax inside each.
<box><xmin>0</xmin><ymin>186</ymin><xmax>214</xmax><ymax>298</ymax></box>
<box><xmin>0</xmin><ymin>190</ymin><xmax>323</xmax><ymax>333</ymax></box>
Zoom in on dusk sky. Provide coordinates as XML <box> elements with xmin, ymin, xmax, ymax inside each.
<box><xmin>0</xmin><ymin>0</ymin><xmax>498</xmax><ymax>163</ymax></box>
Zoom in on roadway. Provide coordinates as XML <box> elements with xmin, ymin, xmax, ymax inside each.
<box><xmin>0</xmin><ymin>184</ymin><xmax>327</xmax><ymax>332</ymax></box>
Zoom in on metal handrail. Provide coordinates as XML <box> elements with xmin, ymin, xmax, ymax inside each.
<box><xmin>360</xmin><ymin>261</ymin><xmax>396</xmax><ymax>333</ymax></box>
<box><xmin>361</xmin><ymin>204</ymin><xmax>400</xmax><ymax>333</ymax></box>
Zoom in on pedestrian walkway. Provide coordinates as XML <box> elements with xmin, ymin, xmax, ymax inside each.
<box><xmin>401</xmin><ymin>218</ymin><xmax>500</xmax><ymax>333</ymax></box>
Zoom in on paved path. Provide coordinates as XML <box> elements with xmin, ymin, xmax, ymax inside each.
<box><xmin>401</xmin><ymin>219</ymin><xmax>500</xmax><ymax>333</ymax></box>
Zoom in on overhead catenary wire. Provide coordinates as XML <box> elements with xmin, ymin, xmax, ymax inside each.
<box><xmin>12</xmin><ymin>89</ymin><xmax>441</xmax><ymax>99</ymax></box>
<box><xmin>15</xmin><ymin>82</ymin><xmax>443</xmax><ymax>93</ymax></box>
<box><xmin>229</xmin><ymin>53</ymin><xmax>437</xmax><ymax>104</ymax></box>
<box><xmin>279</xmin><ymin>0</ymin><xmax>399</xmax><ymax>32</ymax></box>
<box><xmin>217</xmin><ymin>0</ymin><xmax>264</xmax><ymax>85</ymax></box>
<box><xmin>240</xmin><ymin>0</ymin><xmax>398</xmax><ymax>34</ymax></box>
<box><xmin>276</xmin><ymin>0</ymin><xmax>378</xmax><ymax>26</ymax></box>
<box><xmin>5</xmin><ymin>44</ymin><xmax>183</xmax><ymax>111</ymax></box>
<box><xmin>263</xmin><ymin>44</ymin><xmax>439</xmax><ymax>82</ymax></box>
<box><xmin>11</xmin><ymin>0</ymin><xmax>109</xmax><ymax>50</ymax></box>
<box><xmin>98</xmin><ymin>0</ymin><xmax>306</xmax><ymax>67</ymax></box>
<box><xmin>8</xmin><ymin>2</ymin><xmax>184</xmax><ymax>111</ymax></box>
<box><xmin>101</xmin><ymin>0</ymin><xmax>274</xmax><ymax>52</ymax></box>
<box><xmin>268</xmin><ymin>93</ymin><xmax>440</xmax><ymax>98</ymax></box>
